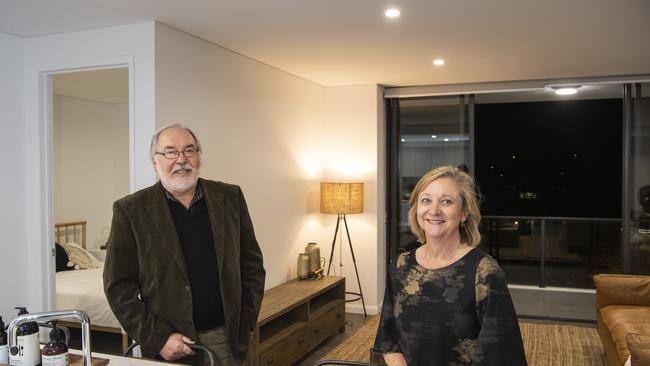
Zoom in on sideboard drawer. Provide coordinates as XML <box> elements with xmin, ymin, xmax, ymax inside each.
<box><xmin>259</xmin><ymin>324</ymin><xmax>309</xmax><ymax>366</ymax></box>
<box><xmin>310</xmin><ymin>300</ymin><xmax>345</xmax><ymax>345</ymax></box>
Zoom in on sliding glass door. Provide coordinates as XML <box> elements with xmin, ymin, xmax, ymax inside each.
<box><xmin>387</xmin><ymin>82</ymin><xmax>649</xmax><ymax>287</ymax></box>
<box><xmin>628</xmin><ymin>83</ymin><xmax>650</xmax><ymax>274</ymax></box>
<box><xmin>386</xmin><ymin>96</ymin><xmax>471</xmax><ymax>263</ymax></box>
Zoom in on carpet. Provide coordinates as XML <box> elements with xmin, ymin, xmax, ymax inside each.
<box><xmin>321</xmin><ymin>315</ymin><xmax>606</xmax><ymax>365</ymax></box>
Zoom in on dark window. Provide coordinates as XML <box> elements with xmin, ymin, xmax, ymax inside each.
<box><xmin>475</xmin><ymin>99</ymin><xmax>622</xmax><ymax>218</ymax></box>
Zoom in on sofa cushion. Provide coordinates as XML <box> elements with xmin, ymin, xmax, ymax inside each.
<box><xmin>600</xmin><ymin>305</ymin><xmax>650</xmax><ymax>364</ymax></box>
<box><xmin>594</xmin><ymin>274</ymin><xmax>650</xmax><ymax>309</ymax></box>
<box><xmin>626</xmin><ymin>333</ymin><xmax>650</xmax><ymax>366</ymax></box>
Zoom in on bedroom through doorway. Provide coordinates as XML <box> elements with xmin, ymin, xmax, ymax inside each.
<box><xmin>52</xmin><ymin>67</ymin><xmax>129</xmax><ymax>352</ymax></box>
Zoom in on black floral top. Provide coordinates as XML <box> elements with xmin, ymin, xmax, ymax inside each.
<box><xmin>373</xmin><ymin>248</ymin><xmax>527</xmax><ymax>366</ymax></box>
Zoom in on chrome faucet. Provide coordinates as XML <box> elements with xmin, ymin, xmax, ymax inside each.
<box><xmin>7</xmin><ymin>309</ymin><xmax>93</xmax><ymax>366</ymax></box>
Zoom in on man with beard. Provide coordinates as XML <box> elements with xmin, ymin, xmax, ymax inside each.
<box><xmin>104</xmin><ymin>124</ymin><xmax>265</xmax><ymax>366</ymax></box>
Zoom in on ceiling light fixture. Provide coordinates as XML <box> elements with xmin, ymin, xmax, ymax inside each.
<box><xmin>385</xmin><ymin>8</ymin><xmax>400</xmax><ymax>18</ymax></box>
<box><xmin>433</xmin><ymin>58</ymin><xmax>445</xmax><ymax>66</ymax></box>
<box><xmin>553</xmin><ymin>86</ymin><xmax>580</xmax><ymax>95</ymax></box>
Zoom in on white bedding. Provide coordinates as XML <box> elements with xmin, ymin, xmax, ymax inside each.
<box><xmin>55</xmin><ymin>263</ymin><xmax>122</xmax><ymax>331</ymax></box>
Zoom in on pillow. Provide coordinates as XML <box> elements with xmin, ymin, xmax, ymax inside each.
<box><xmin>55</xmin><ymin>243</ymin><xmax>74</xmax><ymax>272</ymax></box>
<box><xmin>626</xmin><ymin>333</ymin><xmax>650</xmax><ymax>366</ymax></box>
<box><xmin>62</xmin><ymin>242</ymin><xmax>101</xmax><ymax>269</ymax></box>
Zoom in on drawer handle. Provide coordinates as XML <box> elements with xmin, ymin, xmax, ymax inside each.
<box><xmin>298</xmin><ymin>336</ymin><xmax>305</xmax><ymax>344</ymax></box>
<box><xmin>266</xmin><ymin>357</ymin><xmax>274</xmax><ymax>364</ymax></box>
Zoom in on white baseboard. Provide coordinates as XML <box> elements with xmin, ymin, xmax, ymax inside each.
<box><xmin>345</xmin><ymin>303</ymin><xmax>379</xmax><ymax>315</ymax></box>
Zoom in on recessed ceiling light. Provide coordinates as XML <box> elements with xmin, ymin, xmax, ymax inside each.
<box><xmin>431</xmin><ymin>135</ymin><xmax>437</xmax><ymax>138</ymax></box>
<box><xmin>385</xmin><ymin>8</ymin><xmax>400</xmax><ymax>18</ymax></box>
<box><xmin>444</xmin><ymin>138</ymin><xmax>449</xmax><ymax>141</ymax></box>
<box><xmin>433</xmin><ymin>58</ymin><xmax>445</xmax><ymax>66</ymax></box>
<box><xmin>553</xmin><ymin>86</ymin><xmax>579</xmax><ymax>95</ymax></box>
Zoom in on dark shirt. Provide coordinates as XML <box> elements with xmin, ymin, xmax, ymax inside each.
<box><xmin>373</xmin><ymin>248</ymin><xmax>527</xmax><ymax>366</ymax></box>
<box><xmin>165</xmin><ymin>183</ymin><xmax>225</xmax><ymax>331</ymax></box>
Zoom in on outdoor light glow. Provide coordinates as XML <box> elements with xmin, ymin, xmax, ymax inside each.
<box><xmin>433</xmin><ymin>58</ymin><xmax>445</xmax><ymax>66</ymax></box>
<box><xmin>444</xmin><ymin>138</ymin><xmax>449</xmax><ymax>141</ymax></box>
<box><xmin>431</xmin><ymin>135</ymin><xmax>437</xmax><ymax>138</ymax></box>
<box><xmin>385</xmin><ymin>8</ymin><xmax>400</xmax><ymax>17</ymax></box>
<box><xmin>401</xmin><ymin>138</ymin><xmax>405</xmax><ymax>142</ymax></box>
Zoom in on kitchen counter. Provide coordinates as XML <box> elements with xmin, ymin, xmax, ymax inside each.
<box><xmin>68</xmin><ymin>349</ymin><xmax>180</xmax><ymax>366</ymax></box>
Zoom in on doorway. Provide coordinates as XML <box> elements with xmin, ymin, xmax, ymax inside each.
<box><xmin>52</xmin><ymin>67</ymin><xmax>129</xmax><ymax>255</ymax></box>
<box><xmin>50</xmin><ymin>67</ymin><xmax>130</xmax><ymax>354</ymax></box>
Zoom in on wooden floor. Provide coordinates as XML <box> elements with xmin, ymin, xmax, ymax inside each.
<box><xmin>294</xmin><ymin>313</ymin><xmax>369</xmax><ymax>366</ymax></box>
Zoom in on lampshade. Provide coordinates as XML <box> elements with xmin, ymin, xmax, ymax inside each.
<box><xmin>320</xmin><ymin>182</ymin><xmax>364</xmax><ymax>214</ymax></box>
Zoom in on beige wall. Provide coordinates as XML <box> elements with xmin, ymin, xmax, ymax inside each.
<box><xmin>154</xmin><ymin>23</ymin><xmax>383</xmax><ymax>313</ymax></box>
<box><xmin>53</xmin><ymin>95</ymin><xmax>130</xmax><ymax>250</ymax></box>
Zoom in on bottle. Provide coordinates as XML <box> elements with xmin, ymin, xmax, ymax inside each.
<box><xmin>1</xmin><ymin>316</ymin><xmax>8</xmax><ymax>364</ymax></box>
<box><xmin>9</xmin><ymin>307</ymin><xmax>41</xmax><ymax>366</ymax></box>
<box><xmin>41</xmin><ymin>322</ymin><xmax>67</xmax><ymax>366</ymax></box>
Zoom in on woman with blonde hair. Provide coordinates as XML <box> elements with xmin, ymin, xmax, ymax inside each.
<box><xmin>374</xmin><ymin>165</ymin><xmax>526</xmax><ymax>365</ymax></box>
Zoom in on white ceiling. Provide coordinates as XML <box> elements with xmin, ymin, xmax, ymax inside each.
<box><xmin>52</xmin><ymin>68</ymin><xmax>129</xmax><ymax>104</ymax></box>
<box><xmin>2</xmin><ymin>0</ymin><xmax>649</xmax><ymax>87</ymax></box>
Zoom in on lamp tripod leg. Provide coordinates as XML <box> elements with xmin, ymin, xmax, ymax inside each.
<box><xmin>343</xmin><ymin>215</ymin><xmax>367</xmax><ymax>318</ymax></box>
<box><xmin>326</xmin><ymin>215</ymin><xmax>341</xmax><ymax>276</ymax></box>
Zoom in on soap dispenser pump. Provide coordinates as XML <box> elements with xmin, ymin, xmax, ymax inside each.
<box><xmin>9</xmin><ymin>307</ymin><xmax>41</xmax><ymax>366</ymax></box>
<box><xmin>41</xmin><ymin>322</ymin><xmax>67</xmax><ymax>366</ymax></box>
<box><xmin>1</xmin><ymin>316</ymin><xmax>8</xmax><ymax>364</ymax></box>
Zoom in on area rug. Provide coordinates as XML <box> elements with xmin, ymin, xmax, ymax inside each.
<box><xmin>321</xmin><ymin>315</ymin><xmax>606</xmax><ymax>365</ymax></box>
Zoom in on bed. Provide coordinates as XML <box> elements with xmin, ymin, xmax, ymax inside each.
<box><xmin>55</xmin><ymin>221</ymin><xmax>128</xmax><ymax>351</ymax></box>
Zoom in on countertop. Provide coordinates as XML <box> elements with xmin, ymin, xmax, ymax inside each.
<box><xmin>69</xmin><ymin>349</ymin><xmax>180</xmax><ymax>366</ymax></box>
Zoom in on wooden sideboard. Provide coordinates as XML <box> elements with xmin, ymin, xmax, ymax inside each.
<box><xmin>246</xmin><ymin>276</ymin><xmax>346</xmax><ymax>366</ymax></box>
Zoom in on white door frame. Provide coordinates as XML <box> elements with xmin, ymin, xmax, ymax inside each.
<box><xmin>37</xmin><ymin>56</ymin><xmax>137</xmax><ymax>311</ymax></box>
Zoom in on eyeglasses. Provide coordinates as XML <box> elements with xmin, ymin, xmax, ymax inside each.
<box><xmin>155</xmin><ymin>148</ymin><xmax>199</xmax><ymax>160</ymax></box>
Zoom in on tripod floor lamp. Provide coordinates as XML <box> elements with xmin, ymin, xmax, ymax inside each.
<box><xmin>320</xmin><ymin>182</ymin><xmax>367</xmax><ymax>318</ymax></box>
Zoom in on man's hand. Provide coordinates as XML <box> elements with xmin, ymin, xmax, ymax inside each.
<box><xmin>159</xmin><ymin>332</ymin><xmax>195</xmax><ymax>361</ymax></box>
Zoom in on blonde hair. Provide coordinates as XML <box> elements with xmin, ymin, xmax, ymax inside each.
<box><xmin>407</xmin><ymin>165</ymin><xmax>482</xmax><ymax>247</ymax></box>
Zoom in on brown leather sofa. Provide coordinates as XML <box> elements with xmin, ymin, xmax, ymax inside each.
<box><xmin>594</xmin><ymin>274</ymin><xmax>650</xmax><ymax>366</ymax></box>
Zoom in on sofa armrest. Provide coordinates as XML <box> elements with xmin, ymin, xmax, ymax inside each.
<box><xmin>593</xmin><ymin>274</ymin><xmax>650</xmax><ymax>309</ymax></box>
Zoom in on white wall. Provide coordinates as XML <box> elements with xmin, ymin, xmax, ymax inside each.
<box><xmin>21</xmin><ymin>22</ymin><xmax>156</xmax><ymax>314</ymax></box>
<box><xmin>53</xmin><ymin>95</ymin><xmax>130</xmax><ymax>250</ymax></box>
<box><xmin>0</xmin><ymin>31</ymin><xmax>27</xmax><ymax>320</ymax></box>
<box><xmin>154</xmin><ymin>23</ymin><xmax>384</xmax><ymax>313</ymax></box>
<box><xmin>322</xmin><ymin>85</ymin><xmax>383</xmax><ymax>313</ymax></box>
<box><xmin>154</xmin><ymin>22</ymin><xmax>326</xmax><ymax>286</ymax></box>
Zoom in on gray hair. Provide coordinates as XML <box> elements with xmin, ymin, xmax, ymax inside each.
<box><xmin>149</xmin><ymin>123</ymin><xmax>202</xmax><ymax>160</ymax></box>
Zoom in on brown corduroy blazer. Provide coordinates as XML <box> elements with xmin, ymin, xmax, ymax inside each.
<box><xmin>103</xmin><ymin>179</ymin><xmax>265</xmax><ymax>360</ymax></box>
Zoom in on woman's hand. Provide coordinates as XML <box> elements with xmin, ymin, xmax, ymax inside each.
<box><xmin>383</xmin><ymin>352</ymin><xmax>408</xmax><ymax>366</ymax></box>
<box><xmin>159</xmin><ymin>332</ymin><xmax>196</xmax><ymax>361</ymax></box>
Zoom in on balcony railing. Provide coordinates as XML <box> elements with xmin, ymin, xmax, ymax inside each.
<box><xmin>480</xmin><ymin>216</ymin><xmax>622</xmax><ymax>289</ymax></box>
